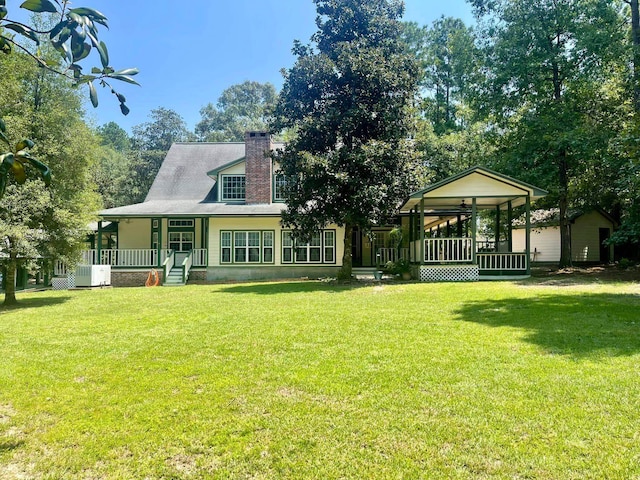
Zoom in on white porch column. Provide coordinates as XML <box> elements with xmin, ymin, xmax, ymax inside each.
<box><xmin>420</xmin><ymin>199</ymin><xmax>425</xmax><ymax>265</ymax></box>
<box><xmin>471</xmin><ymin>198</ymin><xmax>477</xmax><ymax>264</ymax></box>
<box><xmin>525</xmin><ymin>196</ymin><xmax>531</xmax><ymax>274</ymax></box>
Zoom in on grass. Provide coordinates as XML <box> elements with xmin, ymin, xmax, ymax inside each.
<box><xmin>0</xmin><ymin>278</ymin><xmax>639</xmax><ymax>478</ymax></box>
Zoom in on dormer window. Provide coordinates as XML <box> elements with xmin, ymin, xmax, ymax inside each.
<box><xmin>273</xmin><ymin>174</ymin><xmax>288</xmax><ymax>202</ymax></box>
<box><xmin>221</xmin><ymin>175</ymin><xmax>246</xmax><ymax>201</ymax></box>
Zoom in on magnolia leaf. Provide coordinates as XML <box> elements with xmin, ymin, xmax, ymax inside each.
<box><xmin>0</xmin><ymin>36</ymin><xmax>11</xmax><ymax>54</ymax></box>
<box><xmin>69</xmin><ymin>7</ymin><xmax>108</xmax><ymax>27</ymax></box>
<box><xmin>109</xmin><ymin>74</ymin><xmax>140</xmax><ymax>86</ymax></box>
<box><xmin>11</xmin><ymin>161</ymin><xmax>26</xmax><ymax>184</ymax></box>
<box><xmin>0</xmin><ymin>131</ymin><xmax>9</xmax><ymax>147</ymax></box>
<box><xmin>119</xmin><ymin>103</ymin><xmax>130</xmax><ymax>116</ymax></box>
<box><xmin>0</xmin><ymin>6</ymin><xmax>7</xmax><ymax>19</ymax></box>
<box><xmin>20</xmin><ymin>0</ymin><xmax>57</xmax><ymax>13</ymax></box>
<box><xmin>88</xmin><ymin>81</ymin><xmax>98</xmax><ymax>107</ymax></box>
<box><xmin>0</xmin><ymin>153</ymin><xmax>15</xmax><ymax>174</ymax></box>
<box><xmin>98</xmin><ymin>41</ymin><xmax>109</xmax><ymax>68</ymax></box>
<box><xmin>15</xmin><ymin>139</ymin><xmax>34</xmax><ymax>151</ymax></box>
<box><xmin>0</xmin><ymin>117</ymin><xmax>5</xmax><ymax>132</ymax></box>
<box><xmin>25</xmin><ymin>157</ymin><xmax>51</xmax><ymax>185</ymax></box>
<box><xmin>4</xmin><ymin>23</ymin><xmax>39</xmax><ymax>45</ymax></box>
<box><xmin>49</xmin><ymin>20</ymin><xmax>68</xmax><ymax>39</ymax></box>
<box><xmin>113</xmin><ymin>68</ymin><xmax>139</xmax><ymax>76</ymax></box>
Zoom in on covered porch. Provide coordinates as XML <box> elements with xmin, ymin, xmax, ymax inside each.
<box><xmin>401</xmin><ymin>166</ymin><xmax>547</xmax><ymax>281</ymax></box>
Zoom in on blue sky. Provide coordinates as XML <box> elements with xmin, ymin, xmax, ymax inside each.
<box><xmin>67</xmin><ymin>0</ymin><xmax>474</xmax><ymax>133</ymax></box>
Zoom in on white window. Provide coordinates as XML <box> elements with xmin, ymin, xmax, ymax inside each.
<box><xmin>220</xmin><ymin>231</ymin><xmax>275</xmax><ymax>264</ymax></box>
<box><xmin>221</xmin><ymin>175</ymin><xmax>246</xmax><ymax>201</ymax></box>
<box><xmin>273</xmin><ymin>174</ymin><xmax>288</xmax><ymax>201</ymax></box>
<box><xmin>168</xmin><ymin>219</ymin><xmax>194</xmax><ymax>228</ymax></box>
<box><xmin>282</xmin><ymin>230</ymin><xmax>336</xmax><ymax>264</ymax></box>
<box><xmin>221</xmin><ymin>231</ymin><xmax>232</xmax><ymax>263</ymax></box>
<box><xmin>169</xmin><ymin>232</ymin><xmax>193</xmax><ymax>251</ymax></box>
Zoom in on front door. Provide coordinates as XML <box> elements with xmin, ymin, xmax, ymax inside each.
<box><xmin>169</xmin><ymin>231</ymin><xmax>194</xmax><ymax>264</ymax></box>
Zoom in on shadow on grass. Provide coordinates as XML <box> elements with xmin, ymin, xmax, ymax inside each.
<box><xmin>454</xmin><ymin>292</ymin><xmax>640</xmax><ymax>357</ymax></box>
<box><xmin>0</xmin><ymin>295</ymin><xmax>72</xmax><ymax>312</ymax></box>
<box><xmin>216</xmin><ymin>279</ymin><xmax>386</xmax><ymax>295</ymax></box>
<box><xmin>0</xmin><ymin>439</ymin><xmax>24</xmax><ymax>453</ymax></box>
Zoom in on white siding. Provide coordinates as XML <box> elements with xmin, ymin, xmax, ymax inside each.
<box><xmin>513</xmin><ymin>211</ymin><xmax>615</xmax><ymax>263</ymax></box>
<box><xmin>513</xmin><ymin>227</ymin><xmax>561</xmax><ymax>263</ymax></box>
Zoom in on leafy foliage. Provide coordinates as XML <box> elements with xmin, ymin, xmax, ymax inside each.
<box><xmin>469</xmin><ymin>0</ymin><xmax>625</xmax><ymax>267</ymax></box>
<box><xmin>272</xmin><ymin>0</ymin><xmax>421</xmax><ymax>279</ymax></box>
<box><xmin>0</xmin><ymin>49</ymin><xmax>100</xmax><ymax>305</ymax></box>
<box><xmin>196</xmin><ymin>81</ymin><xmax>277</xmax><ymax>142</ymax></box>
<box><xmin>0</xmin><ymin>0</ymin><xmax>138</xmax><ymax>197</ymax></box>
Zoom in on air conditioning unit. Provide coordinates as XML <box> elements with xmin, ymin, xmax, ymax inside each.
<box><xmin>75</xmin><ymin>265</ymin><xmax>111</xmax><ymax>287</ymax></box>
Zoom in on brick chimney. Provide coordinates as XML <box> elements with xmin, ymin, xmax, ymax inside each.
<box><xmin>245</xmin><ymin>131</ymin><xmax>272</xmax><ymax>204</ymax></box>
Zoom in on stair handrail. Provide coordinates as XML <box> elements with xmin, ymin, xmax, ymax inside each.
<box><xmin>162</xmin><ymin>250</ymin><xmax>175</xmax><ymax>285</ymax></box>
<box><xmin>181</xmin><ymin>250</ymin><xmax>193</xmax><ymax>284</ymax></box>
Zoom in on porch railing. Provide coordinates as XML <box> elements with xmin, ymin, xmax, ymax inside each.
<box><xmin>182</xmin><ymin>251</ymin><xmax>193</xmax><ymax>284</ymax></box>
<box><xmin>162</xmin><ymin>250</ymin><xmax>175</xmax><ymax>284</ymax></box>
<box><xmin>477</xmin><ymin>252</ymin><xmax>527</xmax><ymax>271</ymax></box>
<box><xmin>81</xmin><ymin>249</ymin><xmax>172</xmax><ymax>267</ymax></box>
<box><xmin>191</xmin><ymin>248</ymin><xmax>208</xmax><ymax>267</ymax></box>
<box><xmin>377</xmin><ymin>248</ymin><xmax>409</xmax><ymax>265</ymax></box>
<box><xmin>424</xmin><ymin>238</ymin><xmax>473</xmax><ymax>263</ymax></box>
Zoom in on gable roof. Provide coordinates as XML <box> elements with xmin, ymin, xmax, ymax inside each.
<box><xmin>400</xmin><ymin>166</ymin><xmax>548</xmax><ymax>212</ymax></box>
<box><xmin>100</xmin><ymin>141</ymin><xmax>285</xmax><ymax>218</ymax></box>
<box><xmin>144</xmin><ymin>142</ymin><xmax>245</xmax><ymax>202</ymax></box>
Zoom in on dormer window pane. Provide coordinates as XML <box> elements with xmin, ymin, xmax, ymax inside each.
<box><xmin>222</xmin><ymin>175</ymin><xmax>246</xmax><ymax>200</ymax></box>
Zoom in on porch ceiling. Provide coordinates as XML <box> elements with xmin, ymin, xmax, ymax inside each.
<box><xmin>400</xmin><ymin>166</ymin><xmax>547</xmax><ymax>213</ymax></box>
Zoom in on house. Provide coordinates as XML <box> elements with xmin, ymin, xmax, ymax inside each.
<box><xmin>512</xmin><ymin>209</ymin><xmax>617</xmax><ymax>264</ymax></box>
<box><xmin>91</xmin><ymin>132</ymin><xmax>547</xmax><ymax>285</ymax></box>
<box><xmin>97</xmin><ymin>132</ymin><xmax>345</xmax><ymax>286</ymax></box>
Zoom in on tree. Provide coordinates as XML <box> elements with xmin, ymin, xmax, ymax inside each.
<box><xmin>422</xmin><ymin>16</ymin><xmax>479</xmax><ymax>134</ymax></box>
<box><xmin>98</xmin><ymin>121</ymin><xmax>131</xmax><ymax>152</ymax></box>
<box><xmin>0</xmin><ymin>49</ymin><xmax>101</xmax><ymax>305</ymax></box>
<box><xmin>271</xmin><ymin>0</ymin><xmax>421</xmax><ymax>280</ymax></box>
<box><xmin>92</xmin><ymin>122</ymin><xmax>133</xmax><ymax>207</ymax></box>
<box><xmin>196</xmin><ymin>81</ymin><xmax>278</xmax><ymax>142</ymax></box>
<box><xmin>470</xmin><ymin>0</ymin><xmax>624</xmax><ymax>267</ymax></box>
<box><xmin>0</xmin><ymin>1</ymin><xmax>138</xmax><ymax>197</ymax></box>
<box><xmin>127</xmin><ymin>108</ymin><xmax>190</xmax><ymax>203</ymax></box>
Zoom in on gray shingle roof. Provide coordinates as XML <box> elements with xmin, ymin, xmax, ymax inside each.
<box><xmin>145</xmin><ymin>142</ymin><xmax>245</xmax><ymax>202</ymax></box>
<box><xmin>100</xmin><ymin>142</ymin><xmax>285</xmax><ymax>217</ymax></box>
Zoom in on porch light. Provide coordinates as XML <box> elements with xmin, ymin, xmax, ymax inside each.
<box><xmin>459</xmin><ymin>200</ymin><xmax>468</xmax><ymax>209</ymax></box>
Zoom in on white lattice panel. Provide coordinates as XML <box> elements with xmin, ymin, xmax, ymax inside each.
<box><xmin>52</xmin><ymin>277</ymin><xmax>69</xmax><ymax>290</ymax></box>
<box><xmin>419</xmin><ymin>265</ymin><xmax>479</xmax><ymax>282</ymax></box>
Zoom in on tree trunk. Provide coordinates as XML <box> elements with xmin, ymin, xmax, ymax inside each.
<box><xmin>558</xmin><ymin>152</ymin><xmax>572</xmax><ymax>268</ymax></box>
<box><xmin>337</xmin><ymin>223</ymin><xmax>353</xmax><ymax>281</ymax></box>
<box><xmin>3</xmin><ymin>253</ymin><xmax>18</xmax><ymax>306</ymax></box>
<box><xmin>631</xmin><ymin>0</ymin><xmax>640</xmax><ymax>113</ymax></box>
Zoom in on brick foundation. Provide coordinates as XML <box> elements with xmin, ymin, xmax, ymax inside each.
<box><xmin>111</xmin><ymin>270</ymin><xmax>164</xmax><ymax>287</ymax></box>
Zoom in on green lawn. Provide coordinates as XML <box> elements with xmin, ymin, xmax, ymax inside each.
<box><xmin>1</xmin><ymin>278</ymin><xmax>639</xmax><ymax>479</ymax></box>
